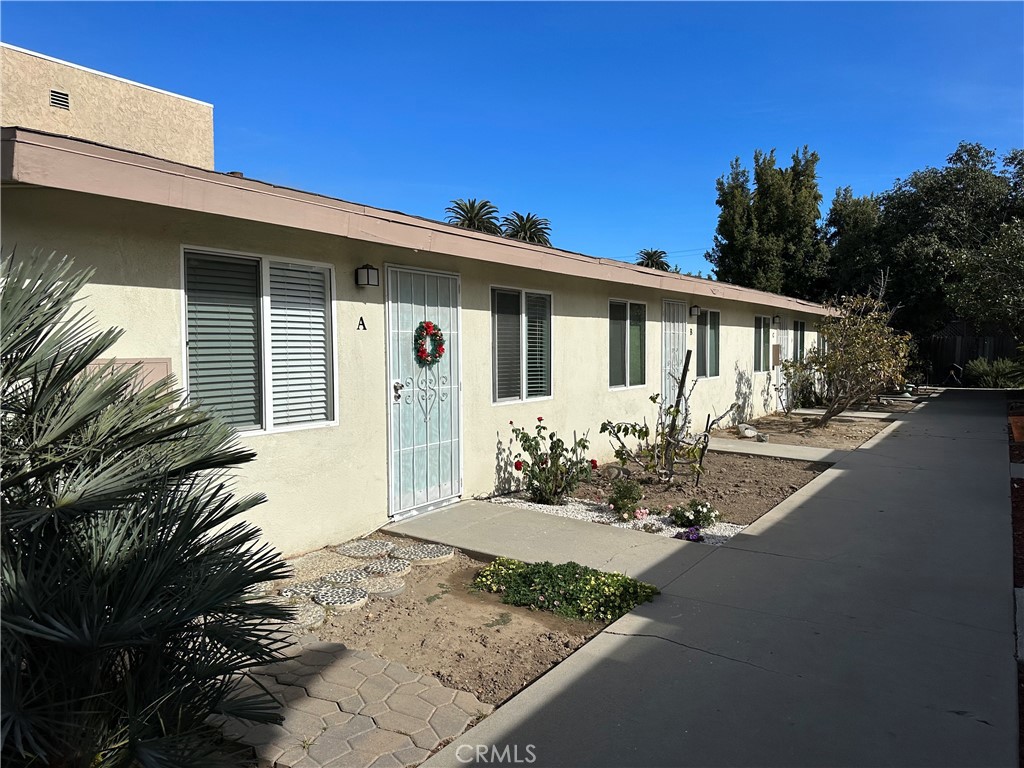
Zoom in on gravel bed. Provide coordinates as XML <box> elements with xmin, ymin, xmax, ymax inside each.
<box><xmin>485</xmin><ymin>493</ymin><xmax>746</xmax><ymax>546</ymax></box>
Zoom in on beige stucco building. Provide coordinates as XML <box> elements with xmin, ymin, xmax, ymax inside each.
<box><xmin>2</xmin><ymin>49</ymin><xmax>826</xmax><ymax>557</ymax></box>
<box><xmin>1</xmin><ymin>43</ymin><xmax>213</xmax><ymax>168</ymax></box>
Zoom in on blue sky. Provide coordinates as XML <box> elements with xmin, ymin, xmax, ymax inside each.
<box><xmin>3</xmin><ymin>2</ymin><xmax>1021</xmax><ymax>274</ymax></box>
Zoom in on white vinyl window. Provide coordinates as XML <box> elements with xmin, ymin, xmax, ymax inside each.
<box><xmin>185</xmin><ymin>251</ymin><xmax>334</xmax><ymax>431</ymax></box>
<box><xmin>609</xmin><ymin>301</ymin><xmax>646</xmax><ymax>388</ymax></box>
<box><xmin>754</xmin><ymin>315</ymin><xmax>772</xmax><ymax>372</ymax></box>
<box><xmin>793</xmin><ymin>320</ymin><xmax>806</xmax><ymax>361</ymax></box>
<box><xmin>696</xmin><ymin>309</ymin><xmax>720</xmax><ymax>378</ymax></box>
<box><xmin>491</xmin><ymin>288</ymin><xmax>551</xmax><ymax>402</ymax></box>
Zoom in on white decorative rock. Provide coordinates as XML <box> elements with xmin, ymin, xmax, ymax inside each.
<box><xmin>334</xmin><ymin>539</ymin><xmax>396</xmax><ymax>559</ymax></box>
<box><xmin>390</xmin><ymin>543</ymin><xmax>456</xmax><ymax>565</ymax></box>
<box><xmin>322</xmin><ymin>568</ymin><xmax>370</xmax><ymax>584</ymax></box>
<box><xmin>362</xmin><ymin>558</ymin><xmax>412</xmax><ymax>577</ymax></box>
<box><xmin>313</xmin><ymin>586</ymin><xmax>369</xmax><ymax>611</ymax></box>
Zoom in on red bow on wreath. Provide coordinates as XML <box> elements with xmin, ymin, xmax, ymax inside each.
<box><xmin>414</xmin><ymin>320</ymin><xmax>446</xmax><ymax>366</ymax></box>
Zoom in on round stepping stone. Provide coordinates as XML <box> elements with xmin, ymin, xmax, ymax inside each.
<box><xmin>362</xmin><ymin>557</ymin><xmax>412</xmax><ymax>577</ymax></box>
<box><xmin>243</xmin><ymin>581</ymin><xmax>275</xmax><ymax>597</ymax></box>
<box><xmin>313</xmin><ymin>585</ymin><xmax>368</xmax><ymax>611</ymax></box>
<box><xmin>334</xmin><ymin>539</ymin><xmax>395</xmax><ymax>559</ymax></box>
<box><xmin>322</xmin><ymin>568</ymin><xmax>370</xmax><ymax>584</ymax></box>
<box><xmin>390</xmin><ymin>543</ymin><xmax>455</xmax><ymax>565</ymax></box>
<box><xmin>354</xmin><ymin>576</ymin><xmax>406</xmax><ymax>597</ymax></box>
<box><xmin>285</xmin><ymin>602</ymin><xmax>327</xmax><ymax>632</ymax></box>
<box><xmin>279</xmin><ymin>580</ymin><xmax>324</xmax><ymax>599</ymax></box>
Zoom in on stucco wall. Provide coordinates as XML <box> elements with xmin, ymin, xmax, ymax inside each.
<box><xmin>3</xmin><ymin>187</ymin><xmax>822</xmax><ymax>557</ymax></box>
<box><xmin>1</xmin><ymin>46</ymin><xmax>214</xmax><ymax>169</ymax></box>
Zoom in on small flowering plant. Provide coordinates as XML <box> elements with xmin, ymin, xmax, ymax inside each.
<box><xmin>509</xmin><ymin>417</ymin><xmax>592</xmax><ymax>505</ymax></box>
<box><xmin>677</xmin><ymin>526</ymin><xmax>704</xmax><ymax>542</ymax></box>
<box><xmin>669</xmin><ymin>499</ymin><xmax>719</xmax><ymax>529</ymax></box>
<box><xmin>607</xmin><ymin>477</ymin><xmax>644</xmax><ymax>521</ymax></box>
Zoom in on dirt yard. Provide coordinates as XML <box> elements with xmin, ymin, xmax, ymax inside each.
<box><xmin>309</xmin><ymin>535</ymin><xmax>602</xmax><ymax>706</ymax></box>
<box><xmin>575</xmin><ymin>451</ymin><xmax>828</xmax><ymax>526</ymax></box>
<box><xmin>712</xmin><ymin>413</ymin><xmax>887</xmax><ymax>450</ymax></box>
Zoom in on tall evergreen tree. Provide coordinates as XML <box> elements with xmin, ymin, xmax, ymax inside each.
<box><xmin>704</xmin><ymin>147</ymin><xmax>829</xmax><ymax>299</ymax></box>
<box><xmin>824</xmin><ymin>187</ymin><xmax>882</xmax><ymax>296</ymax></box>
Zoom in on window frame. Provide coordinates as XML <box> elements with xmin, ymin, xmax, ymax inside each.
<box><xmin>180</xmin><ymin>245</ymin><xmax>338</xmax><ymax>436</ymax></box>
<box><xmin>753</xmin><ymin>315</ymin><xmax>772</xmax><ymax>373</ymax></box>
<box><xmin>792</xmin><ymin>320</ymin><xmax>807</xmax><ymax>361</ymax></box>
<box><xmin>608</xmin><ymin>299</ymin><xmax>647</xmax><ymax>390</ymax></box>
<box><xmin>696</xmin><ymin>309</ymin><xmax>721</xmax><ymax>379</ymax></box>
<box><xmin>490</xmin><ymin>285</ymin><xmax>554</xmax><ymax>405</ymax></box>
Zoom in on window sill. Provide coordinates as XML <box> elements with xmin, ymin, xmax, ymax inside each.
<box><xmin>492</xmin><ymin>395</ymin><xmax>554</xmax><ymax>406</ymax></box>
<box><xmin>236</xmin><ymin>419</ymin><xmax>339</xmax><ymax>438</ymax></box>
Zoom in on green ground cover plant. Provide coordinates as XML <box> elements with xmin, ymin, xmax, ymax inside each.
<box><xmin>473</xmin><ymin>557</ymin><xmax>658</xmax><ymax>622</ymax></box>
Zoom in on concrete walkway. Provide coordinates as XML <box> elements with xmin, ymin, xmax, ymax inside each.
<box><xmin>415</xmin><ymin>391</ymin><xmax>1016</xmax><ymax>767</ymax></box>
<box><xmin>707</xmin><ymin>437</ymin><xmax>847</xmax><ymax>463</ymax></box>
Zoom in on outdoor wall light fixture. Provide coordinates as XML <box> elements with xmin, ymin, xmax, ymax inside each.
<box><xmin>354</xmin><ymin>264</ymin><xmax>380</xmax><ymax>288</ymax></box>
<box><xmin>773</xmin><ymin>314</ymin><xmax>782</xmax><ymax>325</ymax></box>
<box><xmin>689</xmin><ymin>305</ymin><xmax>702</xmax><ymax>317</ymax></box>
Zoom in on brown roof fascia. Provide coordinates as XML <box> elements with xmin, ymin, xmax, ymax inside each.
<box><xmin>1</xmin><ymin>127</ymin><xmax>828</xmax><ymax>316</ymax></box>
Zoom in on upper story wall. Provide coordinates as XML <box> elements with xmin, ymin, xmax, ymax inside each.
<box><xmin>1</xmin><ymin>45</ymin><xmax>213</xmax><ymax>169</ymax></box>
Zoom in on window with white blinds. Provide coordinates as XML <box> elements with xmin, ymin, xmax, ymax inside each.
<box><xmin>491</xmin><ymin>288</ymin><xmax>551</xmax><ymax>402</ymax></box>
<box><xmin>185</xmin><ymin>251</ymin><xmax>334</xmax><ymax>431</ymax></box>
<box><xmin>609</xmin><ymin>300</ymin><xmax>645</xmax><ymax>388</ymax></box>
<box><xmin>270</xmin><ymin>263</ymin><xmax>331</xmax><ymax>425</ymax></box>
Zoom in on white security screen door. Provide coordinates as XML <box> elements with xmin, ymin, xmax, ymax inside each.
<box><xmin>662</xmin><ymin>300</ymin><xmax>688</xmax><ymax>400</ymax></box>
<box><xmin>387</xmin><ymin>267</ymin><xmax>462</xmax><ymax>518</ymax></box>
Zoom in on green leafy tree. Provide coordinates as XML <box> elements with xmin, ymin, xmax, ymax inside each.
<box><xmin>947</xmin><ymin>220</ymin><xmax>1024</xmax><ymax>342</ymax></box>
<box><xmin>782</xmin><ymin>293</ymin><xmax>912</xmax><ymax>427</ymax></box>
<box><xmin>501</xmin><ymin>211</ymin><xmax>552</xmax><ymax>245</ymax></box>
<box><xmin>635</xmin><ymin>249</ymin><xmax>670</xmax><ymax>271</ymax></box>
<box><xmin>870</xmin><ymin>142</ymin><xmax>1018</xmax><ymax>339</ymax></box>
<box><xmin>1</xmin><ymin>252</ymin><xmax>292</xmax><ymax>766</ymax></box>
<box><xmin>824</xmin><ymin>187</ymin><xmax>882</xmax><ymax>296</ymax></box>
<box><xmin>705</xmin><ymin>147</ymin><xmax>829</xmax><ymax>299</ymax></box>
<box><xmin>444</xmin><ymin>198</ymin><xmax>502</xmax><ymax>235</ymax></box>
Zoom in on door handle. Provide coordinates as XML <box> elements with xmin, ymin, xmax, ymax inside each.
<box><xmin>393</xmin><ymin>380</ymin><xmax>405</xmax><ymax>402</ymax></box>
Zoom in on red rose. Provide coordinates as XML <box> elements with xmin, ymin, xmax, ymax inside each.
<box><xmin>514</xmin><ymin>460</ymin><xmax>523</xmax><ymax>471</ymax></box>
<box><xmin>590</xmin><ymin>459</ymin><xmax>598</xmax><ymax>469</ymax></box>
<box><xmin>537</xmin><ymin>416</ymin><xmax>543</xmax><ymax>422</ymax></box>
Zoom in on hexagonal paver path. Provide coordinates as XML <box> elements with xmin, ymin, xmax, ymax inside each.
<box><xmin>217</xmin><ymin>633</ymin><xmax>492</xmax><ymax>768</ymax></box>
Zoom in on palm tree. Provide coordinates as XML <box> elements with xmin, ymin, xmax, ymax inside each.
<box><xmin>636</xmin><ymin>248</ymin><xmax>671</xmax><ymax>271</ymax></box>
<box><xmin>444</xmin><ymin>198</ymin><xmax>502</xmax><ymax>235</ymax></box>
<box><xmin>501</xmin><ymin>212</ymin><xmax>552</xmax><ymax>246</ymax></box>
<box><xmin>1</xmin><ymin>251</ymin><xmax>292</xmax><ymax>766</ymax></box>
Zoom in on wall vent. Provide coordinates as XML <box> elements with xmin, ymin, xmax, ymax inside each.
<box><xmin>49</xmin><ymin>90</ymin><xmax>70</xmax><ymax>110</ymax></box>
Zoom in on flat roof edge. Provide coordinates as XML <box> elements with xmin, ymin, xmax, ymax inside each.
<box><xmin>1</xmin><ymin>127</ymin><xmax>828</xmax><ymax>315</ymax></box>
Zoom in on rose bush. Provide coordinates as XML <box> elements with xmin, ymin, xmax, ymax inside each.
<box><xmin>509</xmin><ymin>418</ymin><xmax>592</xmax><ymax>504</ymax></box>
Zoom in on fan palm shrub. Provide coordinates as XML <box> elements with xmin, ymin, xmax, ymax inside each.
<box><xmin>636</xmin><ymin>249</ymin><xmax>670</xmax><ymax>271</ymax></box>
<box><xmin>1</xmin><ymin>251</ymin><xmax>293</xmax><ymax>767</ymax></box>
<box><xmin>444</xmin><ymin>198</ymin><xmax>502</xmax><ymax>235</ymax></box>
<box><xmin>501</xmin><ymin>212</ymin><xmax>552</xmax><ymax>245</ymax></box>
